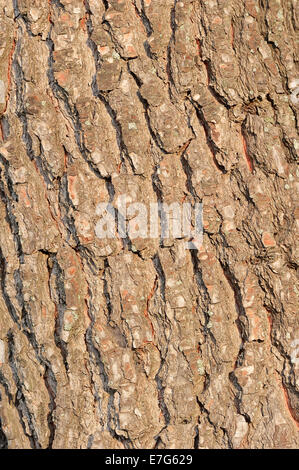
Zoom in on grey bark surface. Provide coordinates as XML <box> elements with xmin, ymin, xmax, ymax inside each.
<box><xmin>0</xmin><ymin>0</ymin><xmax>298</xmax><ymax>448</ymax></box>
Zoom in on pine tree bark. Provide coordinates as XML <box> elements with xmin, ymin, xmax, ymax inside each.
<box><xmin>0</xmin><ymin>0</ymin><xmax>298</xmax><ymax>449</ymax></box>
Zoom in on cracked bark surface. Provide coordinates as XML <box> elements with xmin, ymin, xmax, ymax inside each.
<box><xmin>0</xmin><ymin>0</ymin><xmax>298</xmax><ymax>449</ymax></box>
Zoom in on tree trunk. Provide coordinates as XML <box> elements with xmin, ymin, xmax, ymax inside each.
<box><xmin>0</xmin><ymin>0</ymin><xmax>298</xmax><ymax>449</ymax></box>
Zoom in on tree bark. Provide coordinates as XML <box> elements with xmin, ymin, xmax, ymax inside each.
<box><xmin>0</xmin><ymin>0</ymin><xmax>298</xmax><ymax>449</ymax></box>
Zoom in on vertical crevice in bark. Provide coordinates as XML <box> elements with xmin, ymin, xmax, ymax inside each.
<box><xmin>48</xmin><ymin>255</ymin><xmax>69</xmax><ymax>373</ymax></box>
<box><xmin>7</xmin><ymin>330</ymin><xmax>41</xmax><ymax>449</ymax></box>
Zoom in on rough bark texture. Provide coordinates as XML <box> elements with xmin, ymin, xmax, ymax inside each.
<box><xmin>0</xmin><ymin>0</ymin><xmax>298</xmax><ymax>449</ymax></box>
